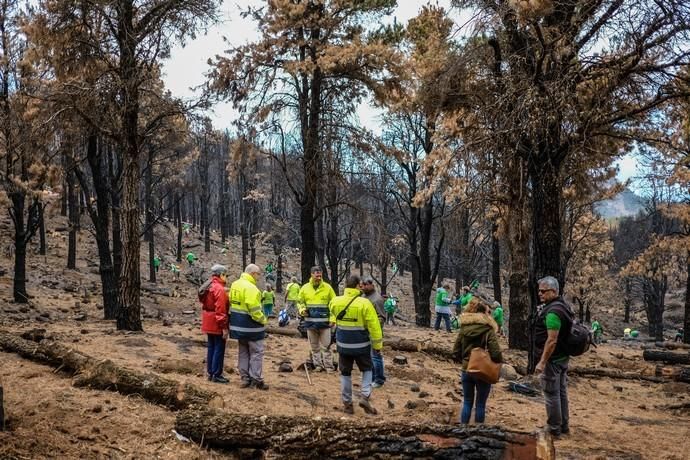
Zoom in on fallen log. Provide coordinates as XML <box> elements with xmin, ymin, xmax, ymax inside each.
<box><xmin>654</xmin><ymin>365</ymin><xmax>690</xmax><ymax>383</ymax></box>
<box><xmin>642</xmin><ymin>350</ymin><xmax>690</xmax><ymax>365</ymax></box>
<box><xmin>175</xmin><ymin>407</ymin><xmax>554</xmax><ymax>460</ymax></box>
<box><xmin>642</xmin><ymin>342</ymin><xmax>690</xmax><ymax>350</ymax></box>
<box><xmin>0</xmin><ymin>331</ymin><xmax>221</xmax><ymax>410</ymax></box>
<box><xmin>266</xmin><ymin>326</ymin><xmax>303</xmax><ymax>338</ymax></box>
<box><xmin>387</xmin><ymin>337</ymin><xmax>454</xmax><ymax>360</ymax></box>
<box><xmin>569</xmin><ymin>366</ymin><xmax>665</xmax><ymax>383</ymax></box>
<box><xmin>141</xmin><ymin>284</ymin><xmax>173</xmax><ymax>296</ymax></box>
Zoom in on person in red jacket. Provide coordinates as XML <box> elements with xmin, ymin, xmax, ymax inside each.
<box><xmin>200</xmin><ymin>264</ymin><xmax>230</xmax><ymax>383</ymax></box>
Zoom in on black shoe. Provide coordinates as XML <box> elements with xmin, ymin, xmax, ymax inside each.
<box><xmin>251</xmin><ymin>380</ymin><xmax>269</xmax><ymax>391</ymax></box>
<box><xmin>212</xmin><ymin>376</ymin><xmax>229</xmax><ymax>384</ymax></box>
<box><xmin>240</xmin><ymin>379</ymin><xmax>252</xmax><ymax>388</ymax></box>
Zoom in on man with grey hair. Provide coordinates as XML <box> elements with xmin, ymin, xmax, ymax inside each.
<box><xmin>361</xmin><ymin>276</ymin><xmax>386</xmax><ymax>388</ymax></box>
<box><xmin>229</xmin><ymin>264</ymin><xmax>269</xmax><ymax>390</ymax></box>
<box><xmin>535</xmin><ymin>275</ymin><xmax>573</xmax><ymax>437</ymax></box>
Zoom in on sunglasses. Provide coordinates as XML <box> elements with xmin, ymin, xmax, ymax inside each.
<box><xmin>538</xmin><ymin>288</ymin><xmax>553</xmax><ymax>293</ymax></box>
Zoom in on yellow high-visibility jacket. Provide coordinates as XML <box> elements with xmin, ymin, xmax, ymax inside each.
<box><xmin>229</xmin><ymin>273</ymin><xmax>267</xmax><ymax>341</ymax></box>
<box><xmin>330</xmin><ymin>287</ymin><xmax>383</xmax><ymax>355</ymax></box>
<box><xmin>298</xmin><ymin>278</ymin><xmax>336</xmax><ymax>329</ymax></box>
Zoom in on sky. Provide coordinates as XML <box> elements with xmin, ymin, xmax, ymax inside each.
<box><xmin>160</xmin><ymin>0</ymin><xmax>638</xmax><ymax>184</ymax></box>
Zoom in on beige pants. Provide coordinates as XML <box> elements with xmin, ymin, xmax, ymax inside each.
<box><xmin>307</xmin><ymin>328</ymin><xmax>334</xmax><ymax>370</ymax></box>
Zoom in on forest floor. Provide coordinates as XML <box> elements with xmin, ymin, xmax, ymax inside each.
<box><xmin>0</xmin><ymin>217</ymin><xmax>688</xmax><ymax>459</ymax></box>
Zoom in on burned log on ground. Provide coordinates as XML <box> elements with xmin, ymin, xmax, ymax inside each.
<box><xmin>642</xmin><ymin>350</ymin><xmax>690</xmax><ymax>365</ymax></box>
<box><xmin>654</xmin><ymin>365</ymin><xmax>690</xmax><ymax>383</ymax></box>
<box><xmin>0</xmin><ymin>331</ymin><xmax>221</xmax><ymax>410</ymax></box>
<box><xmin>642</xmin><ymin>342</ymin><xmax>690</xmax><ymax>351</ymax></box>
<box><xmin>175</xmin><ymin>407</ymin><xmax>554</xmax><ymax>460</ymax></box>
<box><xmin>266</xmin><ymin>326</ymin><xmax>303</xmax><ymax>338</ymax></box>
<box><xmin>387</xmin><ymin>338</ymin><xmax>454</xmax><ymax>360</ymax></box>
<box><xmin>568</xmin><ymin>367</ymin><xmax>664</xmax><ymax>383</ymax></box>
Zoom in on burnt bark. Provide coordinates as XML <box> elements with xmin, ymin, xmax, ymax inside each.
<box><xmin>683</xmin><ymin>251</ymin><xmax>690</xmax><ymax>344</ymax></box>
<box><xmin>0</xmin><ymin>332</ymin><xmax>220</xmax><ymax>410</ymax></box>
<box><xmin>66</xmin><ymin>166</ymin><xmax>78</xmax><ymax>270</ymax></box>
<box><xmin>0</xmin><ymin>385</ymin><xmax>3</xmax><ymax>431</ymax></box>
<box><xmin>38</xmin><ymin>204</ymin><xmax>46</xmax><ymax>256</ymax></box>
<box><xmin>491</xmin><ymin>222</ymin><xmax>501</xmax><ymax>303</ymax></box>
<box><xmin>75</xmin><ymin>134</ymin><xmax>120</xmax><ymax>320</ymax></box>
<box><xmin>643</xmin><ymin>350</ymin><xmax>690</xmax><ymax>365</ymax></box>
<box><xmin>176</xmin><ymin>193</ymin><xmax>182</xmax><ymax>263</ymax></box>
<box><xmin>116</xmin><ymin>0</ymin><xmax>142</xmax><ymax>331</ymax></box>
<box><xmin>145</xmin><ymin>146</ymin><xmax>155</xmax><ymax>283</ymax></box>
<box><xmin>175</xmin><ymin>407</ymin><xmax>553</xmax><ymax>459</ymax></box>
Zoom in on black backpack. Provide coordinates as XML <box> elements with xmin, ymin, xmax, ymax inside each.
<box><xmin>546</xmin><ymin>301</ymin><xmax>592</xmax><ymax>357</ymax></box>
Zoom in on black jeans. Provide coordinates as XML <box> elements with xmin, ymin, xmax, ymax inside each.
<box><xmin>541</xmin><ymin>360</ymin><xmax>569</xmax><ymax>435</ymax></box>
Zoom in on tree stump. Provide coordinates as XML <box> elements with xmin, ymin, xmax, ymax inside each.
<box><xmin>175</xmin><ymin>407</ymin><xmax>554</xmax><ymax>459</ymax></box>
<box><xmin>642</xmin><ymin>350</ymin><xmax>690</xmax><ymax>365</ymax></box>
<box><xmin>393</xmin><ymin>355</ymin><xmax>408</xmax><ymax>365</ymax></box>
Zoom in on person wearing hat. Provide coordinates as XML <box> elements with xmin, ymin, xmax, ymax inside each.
<box><xmin>298</xmin><ymin>266</ymin><xmax>337</xmax><ymax>372</ymax></box>
<box><xmin>199</xmin><ymin>264</ymin><xmax>230</xmax><ymax>383</ymax></box>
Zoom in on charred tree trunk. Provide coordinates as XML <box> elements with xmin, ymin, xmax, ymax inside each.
<box><xmin>491</xmin><ymin>222</ymin><xmax>501</xmax><ymax>302</ymax></box>
<box><xmin>276</xmin><ymin>252</ymin><xmax>283</xmax><ymax>293</ymax></box>
<box><xmin>176</xmin><ymin>193</ymin><xmax>182</xmax><ymax>263</ymax></box>
<box><xmin>10</xmin><ymin>192</ymin><xmax>30</xmax><ymax>303</ymax></box>
<box><xmin>684</xmin><ymin>255</ymin><xmax>689</xmax><ymax>344</ymax></box>
<box><xmin>643</xmin><ymin>350</ymin><xmax>690</xmax><ymax>365</ymax></box>
<box><xmin>145</xmin><ymin>147</ymin><xmax>156</xmax><ymax>283</ymax></box>
<box><xmin>76</xmin><ymin>134</ymin><xmax>120</xmax><ymax>320</ymax></box>
<box><xmin>67</xmin><ymin>167</ymin><xmax>78</xmax><ymax>270</ymax></box>
<box><xmin>175</xmin><ymin>407</ymin><xmax>553</xmax><ymax>460</ymax></box>
<box><xmin>241</xmin><ymin>223</ymin><xmax>249</xmax><ymax>269</ymax></box>
<box><xmin>624</xmin><ymin>278</ymin><xmax>631</xmax><ymax>323</ymax></box>
<box><xmin>38</xmin><ymin>204</ymin><xmax>46</xmax><ymax>256</ymax></box>
<box><xmin>644</xmin><ymin>277</ymin><xmax>667</xmax><ymax>342</ymax></box>
<box><xmin>506</xmin><ymin>154</ymin><xmax>531</xmax><ymax>352</ymax></box>
<box><xmin>459</xmin><ymin>207</ymin><xmax>472</xmax><ymax>286</ymax></box>
<box><xmin>530</xmin><ymin>159</ymin><xmax>563</xmax><ymax>289</ymax></box>
<box><xmin>116</xmin><ymin>1</ymin><xmax>142</xmax><ymax>331</ymax></box>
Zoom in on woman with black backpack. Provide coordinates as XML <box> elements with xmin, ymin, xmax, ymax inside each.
<box><xmin>452</xmin><ymin>298</ymin><xmax>503</xmax><ymax>424</ymax></box>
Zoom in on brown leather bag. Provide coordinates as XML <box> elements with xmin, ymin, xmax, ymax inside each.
<box><xmin>467</xmin><ymin>334</ymin><xmax>501</xmax><ymax>384</ymax></box>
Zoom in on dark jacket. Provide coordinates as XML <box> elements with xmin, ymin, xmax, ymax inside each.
<box><xmin>534</xmin><ymin>297</ymin><xmax>573</xmax><ymax>362</ymax></box>
<box><xmin>452</xmin><ymin>313</ymin><xmax>503</xmax><ymax>371</ymax></box>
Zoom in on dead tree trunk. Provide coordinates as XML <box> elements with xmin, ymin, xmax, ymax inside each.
<box><xmin>67</xmin><ymin>166</ymin><xmax>78</xmax><ymax>270</ymax></box>
<box><xmin>642</xmin><ymin>350</ymin><xmax>690</xmax><ymax>365</ymax></box>
<box><xmin>684</xmin><ymin>254</ymin><xmax>689</xmax><ymax>344</ymax></box>
<box><xmin>0</xmin><ymin>384</ymin><xmax>4</xmax><ymax>431</ymax></box>
<box><xmin>38</xmin><ymin>204</ymin><xmax>46</xmax><ymax>256</ymax></box>
<box><xmin>0</xmin><ymin>332</ymin><xmax>220</xmax><ymax>410</ymax></box>
<box><xmin>175</xmin><ymin>407</ymin><xmax>554</xmax><ymax>460</ymax></box>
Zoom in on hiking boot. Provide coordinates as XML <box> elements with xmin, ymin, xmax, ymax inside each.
<box><xmin>343</xmin><ymin>402</ymin><xmax>354</xmax><ymax>415</ymax></box>
<box><xmin>251</xmin><ymin>380</ymin><xmax>269</xmax><ymax>391</ymax></box>
<box><xmin>324</xmin><ymin>367</ymin><xmax>335</xmax><ymax>374</ymax></box>
<box><xmin>240</xmin><ymin>379</ymin><xmax>252</xmax><ymax>389</ymax></box>
<box><xmin>314</xmin><ymin>366</ymin><xmax>325</xmax><ymax>373</ymax></box>
<box><xmin>212</xmin><ymin>376</ymin><xmax>229</xmax><ymax>384</ymax></box>
<box><xmin>358</xmin><ymin>397</ymin><xmax>378</xmax><ymax>415</ymax></box>
<box><xmin>372</xmin><ymin>382</ymin><xmax>383</xmax><ymax>389</ymax></box>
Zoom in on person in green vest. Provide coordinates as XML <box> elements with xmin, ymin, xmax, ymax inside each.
<box><xmin>153</xmin><ymin>255</ymin><xmax>161</xmax><ymax>273</ymax></box>
<box><xmin>262</xmin><ymin>284</ymin><xmax>275</xmax><ymax>319</ymax></box>
<box><xmin>284</xmin><ymin>276</ymin><xmax>301</xmax><ymax>318</ymax></box>
<box><xmin>492</xmin><ymin>301</ymin><xmax>504</xmax><ymax>337</ymax></box>
<box><xmin>454</xmin><ymin>286</ymin><xmax>473</xmax><ymax>314</ymax></box>
<box><xmin>383</xmin><ymin>295</ymin><xmax>397</xmax><ymax>326</ymax></box>
<box><xmin>630</xmin><ymin>329</ymin><xmax>639</xmax><ymax>339</ymax></box>
<box><xmin>591</xmin><ymin>319</ymin><xmax>603</xmax><ymax>344</ymax></box>
<box><xmin>186</xmin><ymin>252</ymin><xmax>197</xmax><ymax>266</ymax></box>
<box><xmin>169</xmin><ymin>263</ymin><xmax>180</xmax><ymax>281</ymax></box>
<box><xmin>434</xmin><ymin>283</ymin><xmax>453</xmax><ymax>332</ymax></box>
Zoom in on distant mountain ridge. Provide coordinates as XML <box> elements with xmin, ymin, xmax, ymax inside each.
<box><xmin>594</xmin><ymin>188</ymin><xmax>645</xmax><ymax>219</ymax></box>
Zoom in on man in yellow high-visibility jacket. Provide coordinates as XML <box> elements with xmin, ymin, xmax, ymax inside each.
<box><xmin>298</xmin><ymin>266</ymin><xmax>336</xmax><ymax>372</ymax></box>
<box><xmin>330</xmin><ymin>274</ymin><xmax>383</xmax><ymax>415</ymax></box>
<box><xmin>229</xmin><ymin>264</ymin><xmax>268</xmax><ymax>390</ymax></box>
<box><xmin>284</xmin><ymin>276</ymin><xmax>301</xmax><ymax>318</ymax></box>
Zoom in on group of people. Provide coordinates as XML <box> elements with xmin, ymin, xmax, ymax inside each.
<box><xmin>451</xmin><ymin>276</ymin><xmax>574</xmax><ymax>437</ymax></box>
<box><xmin>200</xmin><ymin>264</ymin><xmax>576</xmax><ymax>435</ymax></box>
<box><xmin>434</xmin><ymin>283</ymin><xmax>504</xmax><ymax>335</ymax></box>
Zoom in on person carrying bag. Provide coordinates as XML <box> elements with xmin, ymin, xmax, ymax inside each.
<box><xmin>452</xmin><ymin>298</ymin><xmax>503</xmax><ymax>424</ymax></box>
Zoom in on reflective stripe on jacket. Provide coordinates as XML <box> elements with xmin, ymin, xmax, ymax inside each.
<box><xmin>229</xmin><ymin>273</ymin><xmax>267</xmax><ymax>341</ymax></box>
<box><xmin>298</xmin><ymin>278</ymin><xmax>336</xmax><ymax>329</ymax></box>
<box><xmin>330</xmin><ymin>288</ymin><xmax>382</xmax><ymax>356</ymax></box>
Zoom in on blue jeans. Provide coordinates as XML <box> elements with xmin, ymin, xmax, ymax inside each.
<box><xmin>206</xmin><ymin>334</ymin><xmax>226</xmax><ymax>379</ymax></box>
<box><xmin>461</xmin><ymin>371</ymin><xmax>492</xmax><ymax>423</ymax></box>
<box><xmin>372</xmin><ymin>350</ymin><xmax>386</xmax><ymax>385</ymax></box>
<box><xmin>434</xmin><ymin>312</ymin><xmax>451</xmax><ymax>332</ymax></box>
